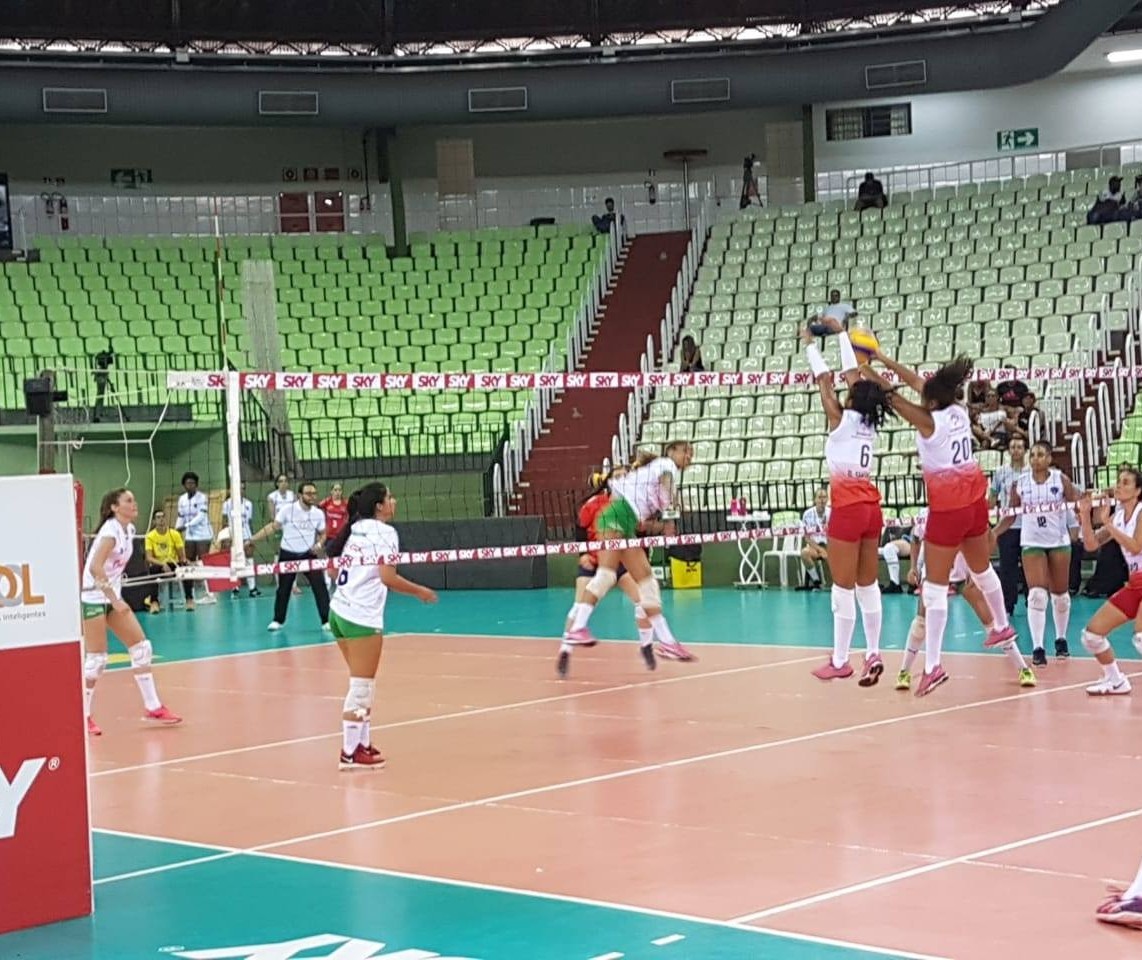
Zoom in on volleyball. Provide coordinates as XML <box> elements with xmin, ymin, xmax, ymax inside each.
<box><xmin>848</xmin><ymin>327</ymin><xmax>879</xmax><ymax>364</ymax></box>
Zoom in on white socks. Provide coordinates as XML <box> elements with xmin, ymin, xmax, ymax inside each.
<box><xmin>648</xmin><ymin>613</ymin><xmax>676</xmax><ymax>647</ymax></box>
<box><xmin>1002</xmin><ymin>641</ymin><xmax>1028</xmax><ymax>672</ymax></box>
<box><xmin>1125</xmin><ymin>854</ymin><xmax>1142</xmax><ymax>900</ymax></box>
<box><xmin>1027</xmin><ymin>587</ymin><xmax>1048</xmax><ymax>652</ymax></box>
<box><xmin>831</xmin><ymin>584</ymin><xmax>857</xmax><ymax>668</ymax></box>
<box><xmin>921</xmin><ymin>580</ymin><xmax>949</xmax><ymax>673</ymax></box>
<box><xmin>901</xmin><ymin>616</ymin><xmax>925</xmax><ymax>673</ymax></box>
<box><xmin>969</xmin><ymin>565</ymin><xmax>1009</xmax><ymax>631</ymax></box>
<box><xmin>880</xmin><ymin>544</ymin><xmax>900</xmax><ymax>585</ymax></box>
<box><xmin>570</xmin><ymin>602</ymin><xmax>594</xmax><ymax>631</ymax></box>
<box><xmin>133</xmin><ymin>674</ymin><xmax>161</xmax><ymax>712</ymax></box>
<box><xmin>854</xmin><ymin>584</ymin><xmax>882</xmax><ymax>655</ymax></box>
<box><xmin>1051</xmin><ymin>592</ymin><xmax>1071</xmax><ymax>643</ymax></box>
<box><xmin>342</xmin><ymin>720</ymin><xmax>365</xmax><ymax>755</ymax></box>
<box><xmin>84</xmin><ymin>685</ymin><xmax>96</xmax><ymax>719</ymax></box>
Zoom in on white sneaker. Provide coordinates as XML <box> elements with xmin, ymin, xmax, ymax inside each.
<box><xmin>321</xmin><ymin>622</ymin><xmax>333</xmax><ymax>633</ymax></box>
<box><xmin>198</xmin><ymin>592</ymin><xmax>218</xmax><ymax>605</ymax></box>
<box><xmin>1086</xmin><ymin>676</ymin><xmax>1132</xmax><ymax>696</ymax></box>
<box><xmin>267</xmin><ymin>621</ymin><xmax>283</xmax><ymax>631</ymax></box>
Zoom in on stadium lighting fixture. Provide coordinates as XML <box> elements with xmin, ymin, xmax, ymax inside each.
<box><xmin>1107</xmin><ymin>49</ymin><xmax>1142</xmax><ymax>64</ymax></box>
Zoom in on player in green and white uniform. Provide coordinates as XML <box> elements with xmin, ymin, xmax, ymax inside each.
<box><xmin>326</xmin><ymin>481</ymin><xmax>437</xmax><ymax>771</ymax></box>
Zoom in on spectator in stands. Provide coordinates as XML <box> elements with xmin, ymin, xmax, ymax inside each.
<box><xmin>143</xmin><ymin>509</ymin><xmax>186</xmax><ymax>614</ymax></box>
<box><xmin>1125</xmin><ymin>174</ymin><xmax>1142</xmax><ymax>221</ymax></box>
<box><xmin>1087</xmin><ymin>175</ymin><xmax>1125</xmax><ymax>225</ymax></box>
<box><xmin>808</xmin><ymin>289</ymin><xmax>858</xmax><ymax>337</ymax></box>
<box><xmin>679</xmin><ymin>335</ymin><xmax>705</xmax><ymax>373</ymax></box>
<box><xmin>990</xmin><ymin>436</ymin><xmax>1028</xmax><ymax>616</ymax></box>
<box><xmin>973</xmin><ymin>388</ymin><xmax>1015</xmax><ymax>449</ymax></box>
<box><xmin>592</xmin><ymin>197</ymin><xmax>625</xmax><ymax>235</ymax></box>
<box><xmin>796</xmin><ymin>488</ymin><xmax>830</xmax><ymax>591</ymax></box>
<box><xmin>854</xmin><ymin>172</ymin><xmax>888</xmax><ymax>212</ymax></box>
<box><xmin>1017</xmin><ymin>391</ymin><xmax>1039</xmax><ymax>437</ymax></box>
<box><xmin>175</xmin><ymin>470</ymin><xmax>215</xmax><ymax>610</ymax></box>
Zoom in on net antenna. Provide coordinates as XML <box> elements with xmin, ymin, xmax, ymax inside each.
<box><xmin>224</xmin><ymin>370</ymin><xmax>254</xmax><ymax>581</ymax></box>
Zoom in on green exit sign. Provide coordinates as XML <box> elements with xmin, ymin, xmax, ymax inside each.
<box><xmin>997</xmin><ymin>128</ymin><xmax>1040</xmax><ymax>151</ymax></box>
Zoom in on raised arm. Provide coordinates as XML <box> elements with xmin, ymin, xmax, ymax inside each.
<box><xmin>874</xmin><ymin>350</ymin><xmax>926</xmax><ymax>395</ymax></box>
<box><xmin>857</xmin><ymin>364</ymin><xmax>935</xmax><ymax>437</ymax></box>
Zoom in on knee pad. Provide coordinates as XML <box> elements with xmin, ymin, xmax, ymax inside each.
<box><xmin>1027</xmin><ymin>587</ymin><xmax>1049</xmax><ymax>612</ymax></box>
<box><xmin>1082</xmin><ymin>630</ymin><xmax>1111</xmax><ymax>656</ymax></box>
<box><xmin>854</xmin><ymin>583</ymin><xmax>881</xmax><ymax>612</ymax></box>
<box><xmin>922</xmin><ymin>579</ymin><xmax>949</xmax><ymax>614</ymax></box>
<box><xmin>1134</xmin><ymin>634</ymin><xmax>1142</xmax><ymax>657</ymax></box>
<box><xmin>831</xmin><ymin>584</ymin><xmax>856</xmax><ymax>619</ymax></box>
<box><xmin>1051</xmin><ymin>592</ymin><xmax>1071</xmax><ymax>613</ymax></box>
<box><xmin>637</xmin><ymin>577</ymin><xmax>662</xmax><ymax>611</ymax></box>
<box><xmin>585</xmin><ymin>568</ymin><xmax>617</xmax><ymax>602</ymax></box>
<box><xmin>633</xmin><ymin>604</ymin><xmax>650</xmax><ymax>627</ymax></box>
<box><xmin>343</xmin><ymin>677</ymin><xmax>375</xmax><ymax>720</ymax></box>
<box><xmin>129</xmin><ymin>639</ymin><xmax>153</xmax><ymax>669</ymax></box>
<box><xmin>84</xmin><ymin>652</ymin><xmax>108</xmax><ymax>682</ymax></box>
<box><xmin>909</xmin><ymin>616</ymin><xmax>926</xmax><ymax>648</ymax></box>
<box><xmin>969</xmin><ymin>564</ymin><xmax>1001</xmax><ymax>590</ymax></box>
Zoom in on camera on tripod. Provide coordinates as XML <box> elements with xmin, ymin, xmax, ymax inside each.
<box><xmin>94</xmin><ymin>350</ymin><xmax>115</xmax><ymax>372</ymax></box>
<box><xmin>739</xmin><ymin>153</ymin><xmax>761</xmax><ymax>209</ymax></box>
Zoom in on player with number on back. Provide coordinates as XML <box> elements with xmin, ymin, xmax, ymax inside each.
<box><xmin>801</xmin><ymin>328</ymin><xmax>895</xmax><ymax>686</ymax></box>
<box><xmin>863</xmin><ymin>353</ymin><xmax>1016</xmax><ymax>696</ymax></box>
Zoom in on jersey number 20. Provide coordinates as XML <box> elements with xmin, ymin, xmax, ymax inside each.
<box><xmin>950</xmin><ymin>437</ymin><xmax>972</xmax><ymax>465</ymax></box>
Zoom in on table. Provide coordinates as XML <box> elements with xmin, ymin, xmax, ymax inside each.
<box><xmin>726</xmin><ymin>511</ymin><xmax>771</xmax><ymax>588</ymax></box>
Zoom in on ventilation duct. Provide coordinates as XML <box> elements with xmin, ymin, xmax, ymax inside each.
<box><xmin>258</xmin><ymin>90</ymin><xmax>319</xmax><ymax>116</ymax></box>
<box><xmin>41</xmin><ymin>87</ymin><xmax>107</xmax><ymax>114</ymax></box>
<box><xmin>670</xmin><ymin>77</ymin><xmax>731</xmax><ymax>104</ymax></box>
<box><xmin>467</xmin><ymin>86</ymin><xmax>528</xmax><ymax>113</ymax></box>
<box><xmin>864</xmin><ymin>60</ymin><xmax>928</xmax><ymax>90</ymax></box>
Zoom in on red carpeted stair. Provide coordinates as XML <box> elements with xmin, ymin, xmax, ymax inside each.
<box><xmin>514</xmin><ymin>232</ymin><xmax>691</xmax><ymax>527</ymax></box>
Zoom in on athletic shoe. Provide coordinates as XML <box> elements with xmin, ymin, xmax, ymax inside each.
<box><xmin>231</xmin><ymin>588</ymin><xmax>241</xmax><ymax>597</ymax></box>
<box><xmin>858</xmin><ymin>653</ymin><xmax>884</xmax><ymax>687</ymax></box>
<box><xmin>915</xmin><ymin>665</ymin><xmax>949</xmax><ymax>697</ymax></box>
<box><xmin>881</xmin><ymin>583</ymin><xmax>903</xmax><ymax>594</ymax></box>
<box><xmin>894</xmin><ymin>669</ymin><xmax>912</xmax><ymax>691</ymax></box>
<box><xmin>1031</xmin><ymin>647</ymin><xmax>1048</xmax><ymax>667</ymax></box>
<box><xmin>249</xmin><ymin>588</ymin><xmax>262</xmax><ymax>598</ymax></box>
<box><xmin>144</xmin><ymin>705</ymin><xmax>182</xmax><ymax>724</ymax></box>
<box><xmin>656</xmin><ymin>639</ymin><xmax>696</xmax><ymax>661</ymax></box>
<box><xmin>1019</xmin><ymin>668</ymin><xmax>1037</xmax><ymax>687</ymax></box>
<box><xmin>1096</xmin><ymin>886</ymin><xmax>1142</xmax><ymax>929</ymax></box>
<box><xmin>1055</xmin><ymin>638</ymin><xmax>1070</xmax><ymax>659</ymax></box>
<box><xmin>565</xmin><ymin>627</ymin><xmax>596</xmax><ymax>646</ymax></box>
<box><xmin>556</xmin><ymin>650</ymin><xmax>570</xmax><ymax>678</ymax></box>
<box><xmin>185</xmin><ymin>599</ymin><xmax>196</xmax><ymax>612</ymax></box>
<box><xmin>339</xmin><ymin>743</ymin><xmax>386</xmax><ymax>771</ymax></box>
<box><xmin>1086</xmin><ymin>676</ymin><xmax>1132</xmax><ymax>696</ymax></box>
<box><xmin>87</xmin><ymin>716</ymin><xmax>102</xmax><ymax>737</ymax></box>
<box><xmin>321</xmin><ymin>622</ymin><xmax>333</xmax><ymax>633</ymax></box>
<box><xmin>984</xmin><ymin>624</ymin><xmax>1016</xmax><ymax>648</ymax></box>
<box><xmin>198</xmin><ymin>593</ymin><xmax>217</xmax><ymax>605</ymax></box>
<box><xmin>812</xmin><ymin>660</ymin><xmax>854</xmax><ymax>680</ymax></box>
<box><xmin>267</xmin><ymin>621</ymin><xmax>282</xmax><ymax>631</ymax></box>
<box><xmin>640</xmin><ymin>643</ymin><xmax>657</xmax><ymax>671</ymax></box>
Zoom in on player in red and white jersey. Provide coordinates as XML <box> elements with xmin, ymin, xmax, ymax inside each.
<box><xmin>864</xmin><ymin>354</ymin><xmax>1015</xmax><ymax>696</ymax></box>
<box><xmin>802</xmin><ymin>329</ymin><xmax>895</xmax><ymax>686</ymax></box>
<box><xmin>1075</xmin><ymin>468</ymin><xmax>1142</xmax><ymax>696</ymax></box>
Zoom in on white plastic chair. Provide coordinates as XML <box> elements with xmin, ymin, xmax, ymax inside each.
<box><xmin>761</xmin><ymin>533</ymin><xmax>803</xmax><ymax>588</ymax></box>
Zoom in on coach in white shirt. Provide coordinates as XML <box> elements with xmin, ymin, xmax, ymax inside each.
<box><xmin>175</xmin><ymin>470</ymin><xmax>215</xmax><ymax>607</ymax></box>
<box><xmin>251</xmin><ymin>480</ymin><xmax>329</xmax><ymax>631</ymax></box>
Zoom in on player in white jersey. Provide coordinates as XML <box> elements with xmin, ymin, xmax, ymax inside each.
<box><xmin>802</xmin><ymin>328</ymin><xmax>895</xmax><ymax>686</ymax></box>
<box><xmin>895</xmin><ymin>510</ymin><xmax>1035</xmax><ymax>692</ymax></box>
<box><xmin>325</xmin><ymin>482</ymin><xmax>437</xmax><ymax>770</ymax></box>
<box><xmin>81</xmin><ymin>488</ymin><xmax>182</xmax><ymax>736</ymax></box>
<box><xmin>1075</xmin><ymin>468</ymin><xmax>1142</xmax><ymax>696</ymax></box>
<box><xmin>564</xmin><ymin>441</ymin><xmax>693</xmax><ymax>670</ymax></box>
<box><xmin>864</xmin><ymin>354</ymin><xmax>1014</xmax><ymax>696</ymax></box>
<box><xmin>993</xmin><ymin>442</ymin><xmax>1080</xmax><ymax>666</ymax></box>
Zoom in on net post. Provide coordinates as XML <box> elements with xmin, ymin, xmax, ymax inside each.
<box><xmin>225</xmin><ymin>369</ymin><xmax>247</xmax><ymax>576</ymax></box>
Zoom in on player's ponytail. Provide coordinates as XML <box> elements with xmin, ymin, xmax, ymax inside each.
<box><xmin>849</xmin><ymin>380</ymin><xmax>895</xmax><ymax>430</ymax></box>
<box><xmin>326</xmin><ymin>482</ymin><xmax>388</xmax><ymax>557</ymax></box>
<box><xmin>98</xmin><ymin>488</ymin><xmax>129</xmax><ymax>527</ymax></box>
<box><xmin>921</xmin><ymin>356</ymin><xmax>974</xmax><ymax>410</ymax></box>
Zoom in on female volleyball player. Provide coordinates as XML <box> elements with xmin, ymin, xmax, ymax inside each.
<box><xmin>1097</xmin><ymin>853</ymin><xmax>1142</xmax><ymax>929</ymax></box>
<box><xmin>993</xmin><ymin>442</ymin><xmax>1080</xmax><ymax>665</ymax></box>
<box><xmin>801</xmin><ymin>329</ymin><xmax>894</xmax><ymax>686</ymax></box>
<box><xmin>325</xmin><ymin>482</ymin><xmax>438</xmax><ymax>770</ymax></box>
<box><xmin>864</xmin><ymin>353</ymin><xmax>1015</xmax><ymax>696</ymax></box>
<box><xmin>564</xmin><ymin>441</ymin><xmax>694</xmax><ymax>669</ymax></box>
<box><xmin>1074</xmin><ymin>469</ymin><xmax>1142</xmax><ymax>696</ymax></box>
<box><xmin>896</xmin><ymin>511</ymin><xmax>1035</xmax><ymax>692</ymax></box>
<box><xmin>82</xmin><ymin>488</ymin><xmax>182</xmax><ymax>735</ymax></box>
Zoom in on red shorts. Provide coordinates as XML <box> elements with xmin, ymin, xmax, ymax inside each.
<box><xmin>827</xmin><ymin>501</ymin><xmax>883</xmax><ymax>543</ymax></box>
<box><xmin>1109</xmin><ymin>572</ymin><xmax>1142</xmax><ymax>619</ymax></box>
<box><xmin>924</xmin><ymin>497</ymin><xmax>990</xmax><ymax>548</ymax></box>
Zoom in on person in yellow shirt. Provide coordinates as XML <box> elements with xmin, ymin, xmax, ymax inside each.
<box><xmin>144</xmin><ymin>509</ymin><xmax>187</xmax><ymax>613</ymax></box>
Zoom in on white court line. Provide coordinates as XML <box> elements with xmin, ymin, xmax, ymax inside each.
<box><xmin>651</xmin><ymin>934</ymin><xmax>685</xmax><ymax>946</ymax></box>
<box><xmin>92</xmin><ymin>655</ymin><xmax>820</xmax><ymax>777</ymax></box>
<box><xmin>729</xmin><ymin>803</ymin><xmax>1142</xmax><ymax>924</ymax></box>
<box><xmin>92</xmin><ymin>830</ymin><xmax>949</xmax><ymax>960</ymax></box>
<box><xmin>588</xmin><ymin>953</ymin><xmax>624</xmax><ymax>960</ymax></box>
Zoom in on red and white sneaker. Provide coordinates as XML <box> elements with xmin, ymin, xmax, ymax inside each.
<box><xmin>564</xmin><ymin>627</ymin><xmax>596</xmax><ymax>647</ymax></box>
<box><xmin>858</xmin><ymin>653</ymin><xmax>884</xmax><ymax>687</ymax></box>
<box><xmin>656</xmin><ymin>639</ymin><xmax>697</xmax><ymax>661</ymax></box>
<box><xmin>812</xmin><ymin>660</ymin><xmax>854</xmax><ymax>680</ymax></box>
<box><xmin>339</xmin><ymin>743</ymin><xmax>386</xmax><ymax>771</ymax></box>
<box><xmin>87</xmin><ymin>716</ymin><xmax>102</xmax><ymax>737</ymax></box>
<box><xmin>1096</xmin><ymin>886</ymin><xmax>1142</xmax><ymax>929</ymax></box>
<box><xmin>144</xmin><ymin>705</ymin><xmax>183</xmax><ymax>725</ymax></box>
<box><xmin>915</xmin><ymin>665</ymin><xmax>949</xmax><ymax>697</ymax></box>
<box><xmin>984</xmin><ymin>624</ymin><xmax>1016</xmax><ymax>648</ymax></box>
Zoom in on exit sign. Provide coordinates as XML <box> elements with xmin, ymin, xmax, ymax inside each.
<box><xmin>997</xmin><ymin>128</ymin><xmax>1039</xmax><ymax>151</ymax></box>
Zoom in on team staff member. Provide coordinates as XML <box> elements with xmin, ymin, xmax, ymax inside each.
<box><xmin>251</xmin><ymin>481</ymin><xmax>330</xmax><ymax>632</ymax></box>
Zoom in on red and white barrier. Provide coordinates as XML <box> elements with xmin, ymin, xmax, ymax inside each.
<box><xmin>0</xmin><ymin>475</ymin><xmax>91</xmax><ymax>934</ymax></box>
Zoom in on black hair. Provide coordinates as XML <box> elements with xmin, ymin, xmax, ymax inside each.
<box><xmin>1030</xmin><ymin>441</ymin><xmax>1052</xmax><ymax>457</ymax></box>
<box><xmin>921</xmin><ymin>355</ymin><xmax>974</xmax><ymax>411</ymax></box>
<box><xmin>152</xmin><ymin>509</ymin><xmax>165</xmax><ymax>520</ymax></box>
<box><xmin>848</xmin><ymin>380</ymin><xmax>895</xmax><ymax>430</ymax></box>
<box><xmin>98</xmin><ymin>488</ymin><xmax>129</xmax><ymax>526</ymax></box>
<box><xmin>298</xmin><ymin>481</ymin><xmax>317</xmax><ymax>495</ymax></box>
<box><xmin>327</xmin><ymin>482</ymin><xmax>389</xmax><ymax>558</ymax></box>
<box><xmin>181</xmin><ymin>471</ymin><xmax>199</xmax><ymax>486</ymax></box>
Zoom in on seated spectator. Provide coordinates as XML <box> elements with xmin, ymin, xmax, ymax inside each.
<box><xmin>974</xmin><ymin>388</ymin><xmax>1016</xmax><ymax>449</ymax></box>
<box><xmin>807</xmin><ymin>289</ymin><xmax>858</xmax><ymax>337</ymax></box>
<box><xmin>1017</xmin><ymin>391</ymin><xmax>1039</xmax><ymax>437</ymax></box>
<box><xmin>1125</xmin><ymin>174</ymin><xmax>1142</xmax><ymax>221</ymax></box>
<box><xmin>967</xmin><ymin>381</ymin><xmax>989</xmax><ymax>411</ymax></box>
<box><xmin>1087</xmin><ymin>175</ymin><xmax>1125</xmax><ymax>225</ymax></box>
<box><xmin>592</xmin><ymin>197</ymin><xmax>625</xmax><ymax>235</ymax></box>
<box><xmin>679</xmin><ymin>335</ymin><xmax>705</xmax><ymax>372</ymax></box>
<box><xmin>796</xmin><ymin>488</ymin><xmax>830</xmax><ymax>591</ymax></box>
<box><xmin>854</xmin><ymin>172</ymin><xmax>888</xmax><ymax>211</ymax></box>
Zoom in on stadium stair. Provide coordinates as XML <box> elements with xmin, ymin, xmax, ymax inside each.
<box><xmin>512</xmin><ymin>232</ymin><xmax>691</xmax><ymax>526</ymax></box>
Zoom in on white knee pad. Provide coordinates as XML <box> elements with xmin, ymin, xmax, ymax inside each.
<box><xmin>1051</xmin><ymin>592</ymin><xmax>1071</xmax><ymax>614</ymax></box>
<box><xmin>637</xmin><ymin>577</ymin><xmax>662</xmax><ymax>611</ymax></box>
<box><xmin>969</xmin><ymin>564</ymin><xmax>1001</xmax><ymax>591</ymax></box>
<box><xmin>585</xmin><ymin>568</ymin><xmax>618</xmax><ymax>602</ymax></box>
<box><xmin>1134</xmin><ymin>633</ymin><xmax>1142</xmax><ymax>657</ymax></box>
<box><xmin>921</xmin><ymin>579</ymin><xmax>949</xmax><ymax>614</ymax></box>
<box><xmin>343</xmin><ymin>677</ymin><xmax>376</xmax><ymax>720</ymax></box>
<box><xmin>1082</xmin><ymin>630</ymin><xmax>1111</xmax><ymax>656</ymax></box>
<box><xmin>909</xmin><ymin>616</ymin><xmax>926</xmax><ymax>648</ymax></box>
<box><xmin>633</xmin><ymin>604</ymin><xmax>650</xmax><ymax>627</ymax></box>
<box><xmin>1027</xmin><ymin>587</ymin><xmax>1048</xmax><ymax>613</ymax></box>
<box><xmin>84</xmin><ymin>652</ymin><xmax>108</xmax><ymax>682</ymax></box>
<box><xmin>129</xmin><ymin>639</ymin><xmax>153</xmax><ymax>669</ymax></box>
<box><xmin>854</xmin><ymin>583</ymin><xmax>881</xmax><ymax>612</ymax></box>
<box><xmin>831</xmin><ymin>584</ymin><xmax>856</xmax><ymax>619</ymax></box>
